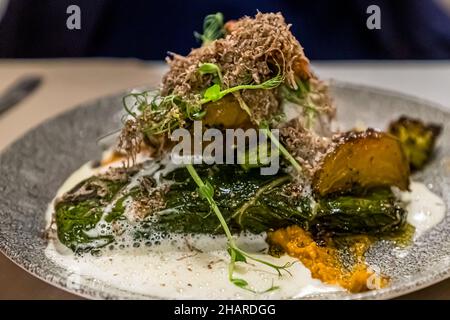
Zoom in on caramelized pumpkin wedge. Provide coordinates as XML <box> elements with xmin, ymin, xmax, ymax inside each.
<box><xmin>203</xmin><ymin>94</ymin><xmax>253</xmax><ymax>129</ymax></box>
<box><xmin>313</xmin><ymin>129</ymin><xmax>410</xmax><ymax>196</ymax></box>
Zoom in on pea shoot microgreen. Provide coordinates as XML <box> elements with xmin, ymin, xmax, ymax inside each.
<box><xmin>185</xmin><ymin>163</ymin><xmax>294</xmax><ymax>293</ymax></box>
<box><xmin>198</xmin><ymin>62</ymin><xmax>223</xmax><ymax>84</ymax></box>
<box><xmin>259</xmin><ymin>121</ymin><xmax>303</xmax><ymax>175</ymax></box>
<box><xmin>200</xmin><ymin>72</ymin><xmax>284</xmax><ymax>105</ymax></box>
<box><xmin>194</xmin><ymin>13</ymin><xmax>225</xmax><ymax>46</ymax></box>
<box><xmin>280</xmin><ymin>77</ymin><xmax>319</xmax><ymax>129</ymax></box>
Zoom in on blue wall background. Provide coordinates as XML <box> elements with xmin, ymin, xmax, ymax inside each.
<box><xmin>1</xmin><ymin>0</ymin><xmax>450</xmax><ymax>59</ymax></box>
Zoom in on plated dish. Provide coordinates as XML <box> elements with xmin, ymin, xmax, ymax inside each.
<box><xmin>1</xmin><ymin>12</ymin><xmax>449</xmax><ymax>299</ymax></box>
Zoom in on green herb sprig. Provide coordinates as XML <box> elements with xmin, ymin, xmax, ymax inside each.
<box><xmin>186</xmin><ymin>164</ymin><xmax>294</xmax><ymax>293</ymax></box>
<box><xmin>259</xmin><ymin>122</ymin><xmax>303</xmax><ymax>175</ymax></box>
<box><xmin>280</xmin><ymin>77</ymin><xmax>319</xmax><ymax>128</ymax></box>
<box><xmin>194</xmin><ymin>13</ymin><xmax>225</xmax><ymax>46</ymax></box>
<box><xmin>198</xmin><ymin>62</ymin><xmax>223</xmax><ymax>84</ymax></box>
<box><xmin>122</xmin><ymin>91</ymin><xmax>205</xmax><ymax>136</ymax></box>
<box><xmin>200</xmin><ymin>73</ymin><xmax>284</xmax><ymax>105</ymax></box>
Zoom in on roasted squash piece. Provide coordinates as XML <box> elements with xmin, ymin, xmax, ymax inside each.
<box><xmin>388</xmin><ymin>116</ymin><xmax>442</xmax><ymax>170</ymax></box>
<box><xmin>203</xmin><ymin>94</ymin><xmax>252</xmax><ymax>129</ymax></box>
<box><xmin>313</xmin><ymin>129</ymin><xmax>410</xmax><ymax>196</ymax></box>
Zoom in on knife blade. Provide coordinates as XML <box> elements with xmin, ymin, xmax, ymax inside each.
<box><xmin>0</xmin><ymin>75</ymin><xmax>42</xmax><ymax>115</ymax></box>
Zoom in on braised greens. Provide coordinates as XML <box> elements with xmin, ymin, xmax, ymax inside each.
<box><xmin>55</xmin><ymin>164</ymin><xmax>407</xmax><ymax>252</ymax></box>
<box><xmin>389</xmin><ymin>116</ymin><xmax>442</xmax><ymax>170</ymax></box>
<box><xmin>54</xmin><ymin>175</ymin><xmax>129</xmax><ymax>252</ymax></box>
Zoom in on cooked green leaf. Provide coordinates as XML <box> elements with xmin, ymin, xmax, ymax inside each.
<box><xmin>388</xmin><ymin>116</ymin><xmax>442</xmax><ymax>170</ymax></box>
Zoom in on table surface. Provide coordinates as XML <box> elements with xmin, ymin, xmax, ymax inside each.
<box><xmin>0</xmin><ymin>59</ymin><xmax>449</xmax><ymax>299</ymax></box>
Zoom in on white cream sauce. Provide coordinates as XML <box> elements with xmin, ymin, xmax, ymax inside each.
<box><xmin>45</xmin><ymin>157</ymin><xmax>446</xmax><ymax>299</ymax></box>
<box><xmin>45</xmin><ymin>234</ymin><xmax>342</xmax><ymax>299</ymax></box>
<box><xmin>400</xmin><ymin>181</ymin><xmax>446</xmax><ymax>238</ymax></box>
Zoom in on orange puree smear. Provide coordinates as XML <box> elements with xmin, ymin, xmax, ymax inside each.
<box><xmin>268</xmin><ymin>225</ymin><xmax>388</xmax><ymax>293</ymax></box>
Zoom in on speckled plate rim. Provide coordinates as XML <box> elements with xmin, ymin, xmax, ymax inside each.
<box><xmin>1</xmin><ymin>80</ymin><xmax>449</xmax><ymax>300</ymax></box>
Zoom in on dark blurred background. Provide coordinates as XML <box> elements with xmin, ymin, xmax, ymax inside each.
<box><xmin>1</xmin><ymin>0</ymin><xmax>450</xmax><ymax>60</ymax></box>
